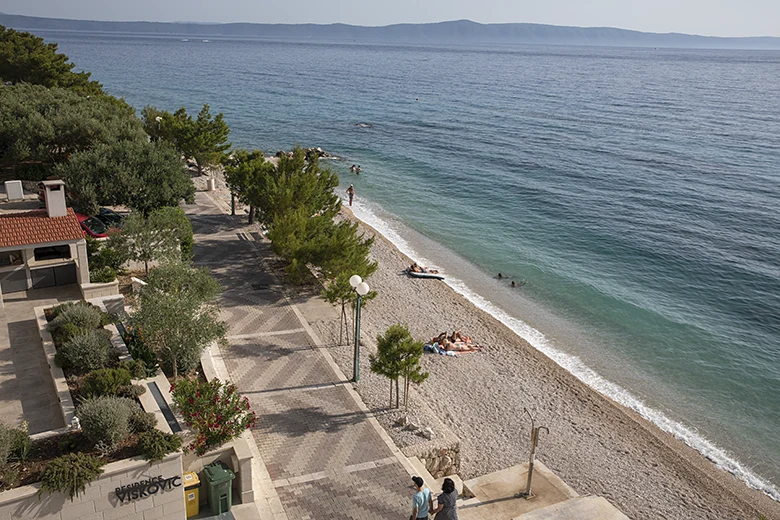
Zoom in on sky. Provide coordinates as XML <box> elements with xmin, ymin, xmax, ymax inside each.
<box><xmin>3</xmin><ymin>0</ymin><xmax>780</xmax><ymax>38</ymax></box>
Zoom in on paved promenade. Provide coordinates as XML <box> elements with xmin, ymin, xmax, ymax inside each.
<box><xmin>187</xmin><ymin>191</ymin><xmax>414</xmax><ymax>520</ymax></box>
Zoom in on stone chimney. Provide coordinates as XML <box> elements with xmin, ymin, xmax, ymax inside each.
<box><xmin>41</xmin><ymin>180</ymin><xmax>67</xmax><ymax>218</ymax></box>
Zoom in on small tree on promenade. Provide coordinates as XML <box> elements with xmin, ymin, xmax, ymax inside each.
<box><xmin>109</xmin><ymin>207</ymin><xmax>190</xmax><ymax>274</ymax></box>
<box><xmin>370</xmin><ymin>324</ymin><xmax>428</xmax><ymax>409</ymax></box>
<box><xmin>223</xmin><ymin>149</ymin><xmax>273</xmax><ymax>224</ymax></box>
<box><xmin>131</xmin><ymin>263</ymin><xmax>227</xmax><ymax>378</ymax></box>
<box><xmin>320</xmin><ymin>221</ymin><xmax>377</xmax><ymax>344</ymax></box>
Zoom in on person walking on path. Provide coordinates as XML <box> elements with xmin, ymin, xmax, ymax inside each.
<box><xmin>347</xmin><ymin>184</ymin><xmax>355</xmax><ymax>206</ymax></box>
<box><xmin>431</xmin><ymin>478</ymin><xmax>459</xmax><ymax>520</ymax></box>
<box><xmin>410</xmin><ymin>476</ymin><xmax>433</xmax><ymax>520</ymax></box>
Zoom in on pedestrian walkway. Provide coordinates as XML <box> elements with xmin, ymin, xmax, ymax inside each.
<box><xmin>187</xmin><ymin>192</ymin><xmax>413</xmax><ymax>520</ymax></box>
<box><xmin>0</xmin><ymin>285</ymin><xmax>79</xmax><ymax>433</ymax></box>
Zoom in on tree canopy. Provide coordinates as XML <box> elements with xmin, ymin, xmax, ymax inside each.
<box><xmin>370</xmin><ymin>324</ymin><xmax>428</xmax><ymax>410</ymax></box>
<box><xmin>142</xmin><ymin>104</ymin><xmax>231</xmax><ymax>175</ymax></box>
<box><xmin>108</xmin><ymin>207</ymin><xmax>194</xmax><ymax>274</ymax></box>
<box><xmin>0</xmin><ymin>84</ymin><xmax>140</xmax><ymax>176</ymax></box>
<box><xmin>57</xmin><ymin>139</ymin><xmax>195</xmax><ymax>215</ymax></box>
<box><xmin>0</xmin><ymin>25</ymin><xmax>103</xmax><ymax>96</ymax></box>
<box><xmin>132</xmin><ymin>263</ymin><xmax>226</xmax><ymax>379</ymax></box>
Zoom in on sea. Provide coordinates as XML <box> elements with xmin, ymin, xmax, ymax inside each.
<box><xmin>39</xmin><ymin>31</ymin><xmax>780</xmax><ymax>498</ymax></box>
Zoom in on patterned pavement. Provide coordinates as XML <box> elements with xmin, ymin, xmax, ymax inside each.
<box><xmin>188</xmin><ymin>193</ymin><xmax>412</xmax><ymax>520</ymax></box>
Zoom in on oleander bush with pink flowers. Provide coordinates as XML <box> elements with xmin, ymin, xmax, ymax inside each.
<box><xmin>171</xmin><ymin>378</ymin><xmax>256</xmax><ymax>455</ymax></box>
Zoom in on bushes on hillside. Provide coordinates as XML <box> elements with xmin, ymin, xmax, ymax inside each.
<box><xmin>90</xmin><ymin>266</ymin><xmax>117</xmax><ymax>283</ymax></box>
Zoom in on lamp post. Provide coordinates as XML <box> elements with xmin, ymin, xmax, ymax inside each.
<box><xmin>349</xmin><ymin>275</ymin><xmax>370</xmax><ymax>382</ymax></box>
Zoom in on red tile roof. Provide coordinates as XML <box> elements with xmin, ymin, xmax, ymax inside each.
<box><xmin>0</xmin><ymin>208</ymin><xmax>85</xmax><ymax>249</ymax></box>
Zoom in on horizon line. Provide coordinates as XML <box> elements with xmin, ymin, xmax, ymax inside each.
<box><xmin>2</xmin><ymin>13</ymin><xmax>779</xmax><ymax>40</ymax></box>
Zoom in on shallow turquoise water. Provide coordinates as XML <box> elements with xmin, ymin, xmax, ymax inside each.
<box><xmin>43</xmin><ymin>32</ymin><xmax>780</xmax><ymax>495</ymax></box>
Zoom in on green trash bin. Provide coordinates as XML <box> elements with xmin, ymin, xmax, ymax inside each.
<box><xmin>203</xmin><ymin>461</ymin><xmax>235</xmax><ymax>515</ymax></box>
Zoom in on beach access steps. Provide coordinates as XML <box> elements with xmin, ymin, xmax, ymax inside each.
<box><xmin>407</xmin><ymin>457</ymin><xmax>629</xmax><ymax>520</ymax></box>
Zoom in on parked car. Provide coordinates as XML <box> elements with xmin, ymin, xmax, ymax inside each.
<box><xmin>95</xmin><ymin>207</ymin><xmax>125</xmax><ymax>228</ymax></box>
<box><xmin>75</xmin><ymin>212</ymin><xmax>109</xmax><ymax>238</ymax></box>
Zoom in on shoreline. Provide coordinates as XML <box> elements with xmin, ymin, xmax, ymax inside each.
<box><xmin>315</xmin><ymin>203</ymin><xmax>780</xmax><ymax>520</ymax></box>
<box><xmin>198</xmin><ymin>172</ymin><xmax>779</xmax><ymax>518</ymax></box>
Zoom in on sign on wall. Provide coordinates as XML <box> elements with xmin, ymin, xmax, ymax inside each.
<box><xmin>115</xmin><ymin>475</ymin><xmax>182</xmax><ymax>504</ymax></box>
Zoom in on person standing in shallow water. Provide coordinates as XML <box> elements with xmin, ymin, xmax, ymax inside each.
<box><xmin>346</xmin><ymin>184</ymin><xmax>355</xmax><ymax>206</ymax></box>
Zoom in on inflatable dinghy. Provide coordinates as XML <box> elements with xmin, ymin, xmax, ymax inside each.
<box><xmin>406</xmin><ymin>269</ymin><xmax>444</xmax><ymax>280</ymax></box>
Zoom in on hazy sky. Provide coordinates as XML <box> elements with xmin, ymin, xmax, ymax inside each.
<box><xmin>3</xmin><ymin>0</ymin><xmax>779</xmax><ymax>38</ymax></box>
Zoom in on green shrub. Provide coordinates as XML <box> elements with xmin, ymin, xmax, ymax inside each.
<box><xmin>0</xmin><ymin>421</ymin><xmax>32</xmax><ymax>487</ymax></box>
<box><xmin>78</xmin><ymin>396</ymin><xmax>139</xmax><ymax>449</ymax></box>
<box><xmin>57</xmin><ymin>330</ymin><xmax>113</xmax><ymax>374</ymax></box>
<box><xmin>138</xmin><ymin>430</ymin><xmax>182</xmax><ymax>463</ymax></box>
<box><xmin>118</xmin><ymin>358</ymin><xmax>149</xmax><ymax>379</ymax></box>
<box><xmin>119</xmin><ymin>384</ymin><xmax>147</xmax><ymax>399</ymax></box>
<box><xmin>172</xmin><ymin>378</ymin><xmax>256</xmax><ymax>455</ymax></box>
<box><xmin>130</xmin><ymin>408</ymin><xmax>157</xmax><ymax>433</ymax></box>
<box><xmin>50</xmin><ymin>301</ymin><xmax>76</xmax><ymax>319</ymax></box>
<box><xmin>94</xmin><ymin>246</ymin><xmax>127</xmax><ymax>273</ymax></box>
<box><xmin>48</xmin><ymin>302</ymin><xmax>105</xmax><ymax>334</ymax></box>
<box><xmin>39</xmin><ymin>453</ymin><xmax>104</xmax><ymax>501</ymax></box>
<box><xmin>123</xmin><ymin>328</ymin><xmax>159</xmax><ymax>377</ymax></box>
<box><xmin>51</xmin><ymin>322</ymin><xmax>87</xmax><ymax>346</ymax></box>
<box><xmin>80</xmin><ymin>368</ymin><xmax>131</xmax><ymax>398</ymax></box>
<box><xmin>89</xmin><ymin>266</ymin><xmax>117</xmax><ymax>283</ymax></box>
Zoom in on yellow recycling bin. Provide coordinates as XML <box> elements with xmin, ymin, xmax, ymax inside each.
<box><xmin>183</xmin><ymin>471</ymin><xmax>201</xmax><ymax>518</ymax></box>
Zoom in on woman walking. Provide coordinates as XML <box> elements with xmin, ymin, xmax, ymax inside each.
<box><xmin>431</xmin><ymin>478</ymin><xmax>459</xmax><ymax>519</ymax></box>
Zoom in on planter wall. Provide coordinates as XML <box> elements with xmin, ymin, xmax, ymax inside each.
<box><xmin>0</xmin><ymin>453</ymin><xmax>185</xmax><ymax>520</ymax></box>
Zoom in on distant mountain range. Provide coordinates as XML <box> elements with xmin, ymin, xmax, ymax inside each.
<box><xmin>2</xmin><ymin>13</ymin><xmax>779</xmax><ymax>50</ymax></box>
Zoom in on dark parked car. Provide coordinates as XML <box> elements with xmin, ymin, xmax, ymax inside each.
<box><xmin>96</xmin><ymin>207</ymin><xmax>125</xmax><ymax>228</ymax></box>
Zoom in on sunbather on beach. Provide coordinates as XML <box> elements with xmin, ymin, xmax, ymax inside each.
<box><xmin>451</xmin><ymin>330</ymin><xmax>472</xmax><ymax>343</ymax></box>
<box><xmin>432</xmin><ymin>332</ymin><xmax>448</xmax><ymax>345</ymax></box>
<box><xmin>441</xmin><ymin>338</ymin><xmax>483</xmax><ymax>352</ymax></box>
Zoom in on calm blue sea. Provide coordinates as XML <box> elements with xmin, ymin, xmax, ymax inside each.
<box><xmin>42</xmin><ymin>31</ymin><xmax>780</xmax><ymax>497</ymax></box>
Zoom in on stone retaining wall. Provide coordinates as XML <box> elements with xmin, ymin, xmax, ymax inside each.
<box><xmin>402</xmin><ymin>440</ymin><xmax>461</xmax><ymax>479</ymax></box>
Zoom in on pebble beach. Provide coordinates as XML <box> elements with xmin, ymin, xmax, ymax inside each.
<box><xmin>312</xmin><ymin>208</ymin><xmax>780</xmax><ymax>520</ymax></box>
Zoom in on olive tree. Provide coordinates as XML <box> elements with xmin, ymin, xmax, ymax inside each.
<box><xmin>131</xmin><ymin>263</ymin><xmax>227</xmax><ymax>379</ymax></box>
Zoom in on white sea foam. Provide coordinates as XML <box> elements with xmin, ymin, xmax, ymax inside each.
<box><xmin>348</xmin><ymin>195</ymin><xmax>780</xmax><ymax>502</ymax></box>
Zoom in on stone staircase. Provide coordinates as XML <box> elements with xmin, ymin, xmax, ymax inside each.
<box><xmin>405</xmin><ymin>457</ymin><xmax>629</xmax><ymax>520</ymax></box>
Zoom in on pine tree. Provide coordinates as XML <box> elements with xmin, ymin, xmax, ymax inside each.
<box><xmin>370</xmin><ymin>324</ymin><xmax>428</xmax><ymax>409</ymax></box>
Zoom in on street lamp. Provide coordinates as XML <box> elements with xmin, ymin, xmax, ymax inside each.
<box><xmin>349</xmin><ymin>275</ymin><xmax>370</xmax><ymax>382</ymax></box>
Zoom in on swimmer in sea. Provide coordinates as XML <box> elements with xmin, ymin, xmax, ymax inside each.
<box><xmin>498</xmin><ymin>273</ymin><xmax>503</xmax><ymax>279</ymax></box>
